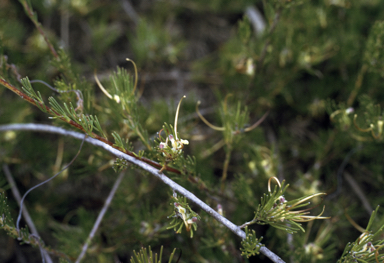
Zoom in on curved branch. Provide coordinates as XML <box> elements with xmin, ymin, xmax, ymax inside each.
<box><xmin>0</xmin><ymin>123</ymin><xmax>285</xmax><ymax>263</ymax></box>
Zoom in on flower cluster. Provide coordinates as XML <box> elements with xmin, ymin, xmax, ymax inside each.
<box><xmin>157</xmin><ymin>96</ymin><xmax>189</xmax><ymax>171</ymax></box>
<box><xmin>167</xmin><ymin>193</ymin><xmax>200</xmax><ymax>238</ymax></box>
<box><xmin>159</xmin><ymin>133</ymin><xmax>189</xmax><ymax>157</ymax></box>
<box><xmin>173</xmin><ymin>202</ymin><xmax>198</xmax><ymax>232</ymax></box>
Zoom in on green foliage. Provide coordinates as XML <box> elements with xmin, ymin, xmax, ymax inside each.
<box><xmin>240</xmin><ymin>227</ymin><xmax>264</xmax><ymax>258</ymax></box>
<box><xmin>0</xmin><ymin>193</ymin><xmax>16</xmax><ymax>237</ymax></box>
<box><xmin>50</xmin><ymin>49</ymin><xmax>78</xmax><ymax>82</ymax></box>
<box><xmin>337</xmin><ymin>206</ymin><xmax>384</xmax><ymax>262</ymax></box>
<box><xmin>174</xmin><ymin>155</ymin><xmax>197</xmax><ymax>177</ymax></box>
<box><xmin>21</xmin><ymin>77</ymin><xmax>47</xmax><ymax>112</ymax></box>
<box><xmin>48</xmin><ymin>96</ymin><xmax>104</xmax><ymax>136</ymax></box>
<box><xmin>295</xmin><ymin>222</ymin><xmax>336</xmax><ymax>263</ymax></box>
<box><xmin>130</xmin><ymin>18</ymin><xmax>185</xmax><ymax>67</ymax></box>
<box><xmin>364</xmin><ymin>21</ymin><xmax>384</xmax><ymax>77</ymax></box>
<box><xmin>238</xmin><ymin>16</ymin><xmax>252</xmax><ymax>45</ymax></box>
<box><xmin>51</xmin><ymin>207</ymin><xmax>95</xmax><ymax>258</ymax></box>
<box><xmin>267</xmin><ymin>0</ymin><xmax>303</xmax><ymax>10</ymax></box>
<box><xmin>130</xmin><ymin>246</ymin><xmax>178</xmax><ymax>263</ymax></box>
<box><xmin>111</xmin><ymin>131</ymin><xmax>131</xmax><ymax>152</ymax></box>
<box><xmin>245</xmin><ymin>178</ymin><xmax>328</xmax><ymax>234</ymax></box>
<box><xmin>89</xmin><ymin>18</ymin><xmax>121</xmax><ymax>56</ymax></box>
<box><xmin>0</xmin><ymin>193</ymin><xmax>46</xmax><ymax>250</ymax></box>
<box><xmin>3</xmin><ymin>0</ymin><xmax>384</xmax><ymax>262</ymax></box>
<box><xmin>98</xmin><ymin>66</ymin><xmax>151</xmax><ymax>148</ymax></box>
<box><xmin>112</xmin><ymin>158</ymin><xmax>129</xmax><ymax>173</ymax></box>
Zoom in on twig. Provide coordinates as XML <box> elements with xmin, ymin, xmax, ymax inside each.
<box><xmin>0</xmin><ymin>123</ymin><xmax>286</xmax><ymax>263</ymax></box>
<box><xmin>75</xmin><ymin>171</ymin><xmax>126</xmax><ymax>263</ymax></box>
<box><xmin>2</xmin><ymin>164</ymin><xmax>53</xmax><ymax>263</ymax></box>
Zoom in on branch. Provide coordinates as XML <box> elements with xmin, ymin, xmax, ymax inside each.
<box><xmin>0</xmin><ymin>123</ymin><xmax>285</xmax><ymax>263</ymax></box>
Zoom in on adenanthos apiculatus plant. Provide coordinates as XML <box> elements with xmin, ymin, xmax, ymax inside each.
<box><xmin>4</xmin><ymin>1</ymin><xmax>384</xmax><ymax>262</ymax></box>
<box><xmin>0</xmin><ymin>58</ymin><xmax>287</xmax><ymax>262</ymax></box>
<box><xmin>240</xmin><ymin>177</ymin><xmax>329</xmax><ymax>234</ymax></box>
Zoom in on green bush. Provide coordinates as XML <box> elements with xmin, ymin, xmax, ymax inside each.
<box><xmin>1</xmin><ymin>1</ymin><xmax>384</xmax><ymax>262</ymax></box>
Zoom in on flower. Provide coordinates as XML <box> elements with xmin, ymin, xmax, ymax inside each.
<box><xmin>158</xmin><ymin>96</ymin><xmax>189</xmax><ymax>160</ymax></box>
<box><xmin>241</xmin><ymin>177</ymin><xmax>330</xmax><ymax>233</ymax></box>
<box><xmin>267</xmin><ymin>177</ymin><xmax>329</xmax><ymax>223</ymax></box>
<box><xmin>174</xmin><ymin>202</ymin><xmax>197</xmax><ymax>232</ymax></box>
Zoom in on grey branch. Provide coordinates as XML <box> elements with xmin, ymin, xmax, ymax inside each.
<box><xmin>0</xmin><ymin>123</ymin><xmax>285</xmax><ymax>263</ymax></box>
